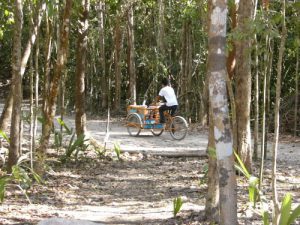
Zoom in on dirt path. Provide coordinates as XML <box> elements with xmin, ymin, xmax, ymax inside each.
<box><xmin>0</xmin><ymin>114</ymin><xmax>300</xmax><ymax>224</ymax></box>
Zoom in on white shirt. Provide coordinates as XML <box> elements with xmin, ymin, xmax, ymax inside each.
<box><xmin>159</xmin><ymin>86</ymin><xmax>178</xmax><ymax>107</ymax></box>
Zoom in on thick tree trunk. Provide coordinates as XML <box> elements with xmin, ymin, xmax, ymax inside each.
<box><xmin>235</xmin><ymin>0</ymin><xmax>254</xmax><ymax>172</ymax></box>
<box><xmin>205</xmin><ymin>107</ymin><xmax>219</xmax><ymax>223</ymax></box>
<box><xmin>207</xmin><ymin>1</ymin><xmax>237</xmax><ymax>224</ymax></box>
<box><xmin>7</xmin><ymin>0</ymin><xmax>23</xmax><ymax>173</ymax></box>
<box><xmin>113</xmin><ymin>19</ymin><xmax>122</xmax><ymax>112</ymax></box>
<box><xmin>36</xmin><ymin>0</ymin><xmax>72</xmax><ymax>174</ymax></box>
<box><xmin>75</xmin><ymin>0</ymin><xmax>89</xmax><ymax>137</ymax></box>
<box><xmin>127</xmin><ymin>5</ymin><xmax>136</xmax><ymax>105</ymax></box>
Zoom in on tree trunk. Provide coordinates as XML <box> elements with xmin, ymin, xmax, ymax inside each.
<box><xmin>157</xmin><ymin>0</ymin><xmax>165</xmax><ymax>57</ymax></box>
<box><xmin>7</xmin><ymin>0</ymin><xmax>23</xmax><ymax>173</ymax></box>
<box><xmin>113</xmin><ymin>19</ymin><xmax>122</xmax><ymax>112</ymax></box>
<box><xmin>42</xmin><ymin>10</ymin><xmax>53</xmax><ymax>116</ymax></box>
<box><xmin>294</xmin><ymin>48</ymin><xmax>299</xmax><ymax>138</ymax></box>
<box><xmin>75</xmin><ymin>0</ymin><xmax>90</xmax><ymax>137</ymax></box>
<box><xmin>207</xmin><ymin>1</ymin><xmax>237</xmax><ymax>224</ymax></box>
<box><xmin>253</xmin><ymin>35</ymin><xmax>259</xmax><ymax>161</ymax></box>
<box><xmin>205</xmin><ymin>107</ymin><xmax>219</xmax><ymax>223</ymax></box>
<box><xmin>235</xmin><ymin>0</ymin><xmax>254</xmax><ymax>172</ymax></box>
<box><xmin>98</xmin><ymin>0</ymin><xmax>108</xmax><ymax>109</ymax></box>
<box><xmin>0</xmin><ymin>1</ymin><xmax>46</xmax><ymax>133</ymax></box>
<box><xmin>272</xmin><ymin>1</ymin><xmax>286</xmax><ymax>223</ymax></box>
<box><xmin>36</xmin><ymin>0</ymin><xmax>72</xmax><ymax>174</ymax></box>
<box><xmin>127</xmin><ymin>5</ymin><xmax>136</xmax><ymax>105</ymax></box>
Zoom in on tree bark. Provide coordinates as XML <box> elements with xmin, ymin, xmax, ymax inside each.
<box><xmin>294</xmin><ymin>48</ymin><xmax>299</xmax><ymax>138</ymax></box>
<box><xmin>7</xmin><ymin>0</ymin><xmax>23</xmax><ymax>173</ymax></box>
<box><xmin>205</xmin><ymin>107</ymin><xmax>219</xmax><ymax>223</ymax></box>
<box><xmin>113</xmin><ymin>18</ymin><xmax>122</xmax><ymax>112</ymax></box>
<box><xmin>127</xmin><ymin>5</ymin><xmax>136</xmax><ymax>105</ymax></box>
<box><xmin>272</xmin><ymin>0</ymin><xmax>286</xmax><ymax>223</ymax></box>
<box><xmin>0</xmin><ymin>1</ymin><xmax>46</xmax><ymax>133</ymax></box>
<box><xmin>97</xmin><ymin>0</ymin><xmax>108</xmax><ymax>109</ymax></box>
<box><xmin>207</xmin><ymin>1</ymin><xmax>237</xmax><ymax>224</ymax></box>
<box><xmin>36</xmin><ymin>0</ymin><xmax>72</xmax><ymax>174</ymax></box>
<box><xmin>235</xmin><ymin>0</ymin><xmax>255</xmax><ymax>172</ymax></box>
<box><xmin>75</xmin><ymin>0</ymin><xmax>89</xmax><ymax>137</ymax></box>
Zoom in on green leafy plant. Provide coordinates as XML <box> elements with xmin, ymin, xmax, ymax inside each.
<box><xmin>61</xmin><ymin>133</ymin><xmax>89</xmax><ymax>162</ymax></box>
<box><xmin>173</xmin><ymin>196</ymin><xmax>184</xmax><ymax>217</ymax></box>
<box><xmin>279</xmin><ymin>193</ymin><xmax>300</xmax><ymax>225</ymax></box>
<box><xmin>234</xmin><ymin>151</ymin><xmax>259</xmax><ymax>206</ymax></box>
<box><xmin>0</xmin><ymin>129</ymin><xmax>10</xmax><ymax>143</ymax></box>
<box><xmin>113</xmin><ymin>142</ymin><xmax>121</xmax><ymax>160</ymax></box>
<box><xmin>0</xmin><ymin>157</ymin><xmax>42</xmax><ymax>204</ymax></box>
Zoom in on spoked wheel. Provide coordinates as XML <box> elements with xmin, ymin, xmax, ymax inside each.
<box><xmin>151</xmin><ymin>126</ymin><xmax>164</xmax><ymax>136</ymax></box>
<box><xmin>126</xmin><ymin>113</ymin><xmax>142</xmax><ymax>136</ymax></box>
<box><xmin>169</xmin><ymin>116</ymin><xmax>188</xmax><ymax>140</ymax></box>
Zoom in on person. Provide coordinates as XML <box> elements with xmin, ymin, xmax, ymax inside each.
<box><xmin>156</xmin><ymin>77</ymin><xmax>178</xmax><ymax>124</ymax></box>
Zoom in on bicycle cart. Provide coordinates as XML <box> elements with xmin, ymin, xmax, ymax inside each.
<box><xmin>126</xmin><ymin>104</ymin><xmax>188</xmax><ymax>140</ymax></box>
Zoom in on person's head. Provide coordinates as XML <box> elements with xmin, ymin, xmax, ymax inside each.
<box><xmin>161</xmin><ymin>77</ymin><xmax>170</xmax><ymax>87</ymax></box>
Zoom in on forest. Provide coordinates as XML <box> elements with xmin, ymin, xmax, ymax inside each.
<box><xmin>0</xmin><ymin>0</ymin><xmax>299</xmax><ymax>224</ymax></box>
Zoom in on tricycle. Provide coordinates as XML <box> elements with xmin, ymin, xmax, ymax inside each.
<box><xmin>126</xmin><ymin>104</ymin><xmax>188</xmax><ymax>140</ymax></box>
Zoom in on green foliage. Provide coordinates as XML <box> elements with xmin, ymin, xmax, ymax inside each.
<box><xmin>173</xmin><ymin>196</ymin><xmax>184</xmax><ymax>217</ymax></box>
<box><xmin>279</xmin><ymin>193</ymin><xmax>300</xmax><ymax>225</ymax></box>
<box><xmin>0</xmin><ymin>130</ymin><xmax>9</xmax><ymax>143</ymax></box>
<box><xmin>61</xmin><ymin>133</ymin><xmax>89</xmax><ymax>162</ymax></box>
<box><xmin>234</xmin><ymin>152</ymin><xmax>259</xmax><ymax>206</ymax></box>
<box><xmin>0</xmin><ymin>158</ymin><xmax>42</xmax><ymax>204</ymax></box>
<box><xmin>113</xmin><ymin>142</ymin><xmax>121</xmax><ymax>160</ymax></box>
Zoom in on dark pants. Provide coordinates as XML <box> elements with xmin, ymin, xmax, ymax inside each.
<box><xmin>159</xmin><ymin>105</ymin><xmax>177</xmax><ymax>123</ymax></box>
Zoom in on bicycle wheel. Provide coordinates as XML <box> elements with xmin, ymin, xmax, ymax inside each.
<box><xmin>151</xmin><ymin>125</ymin><xmax>164</xmax><ymax>136</ymax></box>
<box><xmin>126</xmin><ymin>113</ymin><xmax>142</xmax><ymax>136</ymax></box>
<box><xmin>169</xmin><ymin>116</ymin><xmax>188</xmax><ymax>140</ymax></box>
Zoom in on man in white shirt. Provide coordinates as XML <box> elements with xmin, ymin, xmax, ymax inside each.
<box><xmin>156</xmin><ymin>78</ymin><xmax>178</xmax><ymax>123</ymax></box>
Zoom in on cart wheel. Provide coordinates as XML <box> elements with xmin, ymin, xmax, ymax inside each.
<box><xmin>126</xmin><ymin>113</ymin><xmax>142</xmax><ymax>136</ymax></box>
<box><xmin>170</xmin><ymin>116</ymin><xmax>188</xmax><ymax>140</ymax></box>
<box><xmin>151</xmin><ymin>126</ymin><xmax>164</xmax><ymax>136</ymax></box>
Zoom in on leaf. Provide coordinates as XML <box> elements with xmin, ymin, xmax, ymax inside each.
<box><xmin>57</xmin><ymin>118</ymin><xmax>72</xmax><ymax>135</ymax></box>
<box><xmin>173</xmin><ymin>196</ymin><xmax>183</xmax><ymax>217</ymax></box>
<box><xmin>0</xmin><ymin>129</ymin><xmax>10</xmax><ymax>143</ymax></box>
<box><xmin>262</xmin><ymin>211</ymin><xmax>270</xmax><ymax>225</ymax></box>
<box><xmin>234</xmin><ymin>151</ymin><xmax>250</xmax><ymax>179</ymax></box>
<box><xmin>0</xmin><ymin>176</ymin><xmax>10</xmax><ymax>203</ymax></box>
<box><xmin>287</xmin><ymin>205</ymin><xmax>300</xmax><ymax>225</ymax></box>
<box><xmin>279</xmin><ymin>193</ymin><xmax>292</xmax><ymax>225</ymax></box>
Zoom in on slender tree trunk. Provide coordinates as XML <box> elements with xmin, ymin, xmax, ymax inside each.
<box><xmin>42</xmin><ymin>11</ymin><xmax>53</xmax><ymax>115</ymax></box>
<box><xmin>207</xmin><ymin>1</ymin><xmax>237</xmax><ymax>224</ymax></box>
<box><xmin>98</xmin><ymin>0</ymin><xmax>108</xmax><ymax>109</ymax></box>
<box><xmin>253</xmin><ymin>35</ymin><xmax>259</xmax><ymax>161</ymax></box>
<box><xmin>30</xmin><ymin>55</ymin><xmax>34</xmax><ymax>169</ymax></box>
<box><xmin>127</xmin><ymin>5</ymin><xmax>136</xmax><ymax>105</ymax></box>
<box><xmin>75</xmin><ymin>0</ymin><xmax>90</xmax><ymax>137</ymax></box>
<box><xmin>272</xmin><ymin>1</ymin><xmax>286</xmax><ymax>223</ymax></box>
<box><xmin>36</xmin><ymin>0</ymin><xmax>72</xmax><ymax>174</ymax></box>
<box><xmin>113</xmin><ymin>19</ymin><xmax>122</xmax><ymax>112</ymax></box>
<box><xmin>294</xmin><ymin>48</ymin><xmax>299</xmax><ymax>138</ymax></box>
<box><xmin>0</xmin><ymin>1</ymin><xmax>46</xmax><ymax>133</ymax></box>
<box><xmin>157</xmin><ymin>0</ymin><xmax>165</xmax><ymax>57</ymax></box>
<box><xmin>7</xmin><ymin>0</ymin><xmax>23</xmax><ymax>173</ymax></box>
<box><xmin>235</xmin><ymin>0</ymin><xmax>255</xmax><ymax>172</ymax></box>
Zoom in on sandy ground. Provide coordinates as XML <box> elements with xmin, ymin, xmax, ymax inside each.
<box><xmin>0</xmin><ymin>110</ymin><xmax>300</xmax><ymax>224</ymax></box>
